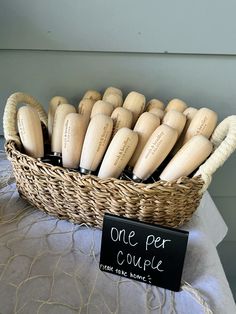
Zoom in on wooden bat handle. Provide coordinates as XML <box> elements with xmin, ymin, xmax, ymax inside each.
<box><xmin>80</xmin><ymin>114</ymin><xmax>113</xmax><ymax>173</ymax></box>
<box><xmin>146</xmin><ymin>99</ymin><xmax>165</xmax><ymax>111</ymax></box>
<box><xmin>165</xmin><ymin>99</ymin><xmax>187</xmax><ymax>112</ymax></box>
<box><xmin>83</xmin><ymin>90</ymin><xmax>101</xmax><ymax>101</ymax></box>
<box><xmin>160</xmin><ymin>135</ymin><xmax>213</xmax><ymax>181</ymax></box>
<box><xmin>128</xmin><ymin>112</ymin><xmax>160</xmax><ymax>168</ymax></box>
<box><xmin>111</xmin><ymin>107</ymin><xmax>133</xmax><ymax>137</ymax></box>
<box><xmin>62</xmin><ymin>113</ymin><xmax>87</xmax><ymax>168</ymax></box>
<box><xmin>183</xmin><ymin>107</ymin><xmax>217</xmax><ymax>144</ymax></box>
<box><xmin>98</xmin><ymin>128</ymin><xmax>138</xmax><ymax>179</ymax></box>
<box><xmin>90</xmin><ymin>100</ymin><xmax>114</xmax><ymax>118</ymax></box>
<box><xmin>103</xmin><ymin>86</ymin><xmax>123</xmax><ymax>98</ymax></box>
<box><xmin>123</xmin><ymin>91</ymin><xmax>146</xmax><ymax>126</ymax></box>
<box><xmin>78</xmin><ymin>98</ymin><xmax>96</xmax><ymax>128</ymax></box>
<box><xmin>195</xmin><ymin>115</ymin><xmax>236</xmax><ymax>192</ymax></box>
<box><xmin>148</xmin><ymin>108</ymin><xmax>165</xmax><ymax>120</ymax></box>
<box><xmin>48</xmin><ymin>96</ymin><xmax>68</xmax><ymax>140</ymax></box>
<box><xmin>133</xmin><ymin>124</ymin><xmax>178</xmax><ymax>181</ymax></box>
<box><xmin>170</xmin><ymin>107</ymin><xmax>198</xmax><ymax>156</ymax></box>
<box><xmin>103</xmin><ymin>93</ymin><xmax>123</xmax><ymax>108</ymax></box>
<box><xmin>162</xmin><ymin>110</ymin><xmax>186</xmax><ymax>137</ymax></box>
<box><xmin>51</xmin><ymin>104</ymin><xmax>76</xmax><ymax>154</ymax></box>
<box><xmin>17</xmin><ymin>106</ymin><xmax>44</xmax><ymax>159</ymax></box>
<box><xmin>3</xmin><ymin>92</ymin><xmax>47</xmax><ymax>147</ymax></box>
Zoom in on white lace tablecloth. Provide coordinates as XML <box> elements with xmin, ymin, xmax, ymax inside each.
<box><xmin>0</xmin><ymin>154</ymin><xmax>235</xmax><ymax>314</ymax></box>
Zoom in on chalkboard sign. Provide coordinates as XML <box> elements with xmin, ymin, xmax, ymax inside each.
<box><xmin>99</xmin><ymin>214</ymin><xmax>189</xmax><ymax>292</ymax></box>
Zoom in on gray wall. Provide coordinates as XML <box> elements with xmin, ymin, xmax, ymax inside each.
<box><xmin>0</xmin><ymin>0</ymin><xmax>236</xmax><ymax>298</ymax></box>
<box><xmin>1</xmin><ymin>0</ymin><xmax>236</xmax><ymax>54</ymax></box>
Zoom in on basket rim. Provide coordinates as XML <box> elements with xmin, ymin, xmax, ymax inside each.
<box><xmin>4</xmin><ymin>139</ymin><xmax>205</xmax><ymax>229</ymax></box>
<box><xmin>4</xmin><ymin>139</ymin><xmax>205</xmax><ymax>192</ymax></box>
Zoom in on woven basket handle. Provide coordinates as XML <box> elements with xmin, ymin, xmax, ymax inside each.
<box><xmin>195</xmin><ymin>115</ymin><xmax>236</xmax><ymax>192</ymax></box>
<box><xmin>3</xmin><ymin>92</ymin><xmax>48</xmax><ymax>147</ymax></box>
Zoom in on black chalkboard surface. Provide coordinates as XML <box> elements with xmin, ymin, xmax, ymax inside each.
<box><xmin>99</xmin><ymin>213</ymin><xmax>189</xmax><ymax>292</ymax></box>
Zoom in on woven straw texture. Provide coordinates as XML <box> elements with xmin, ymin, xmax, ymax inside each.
<box><xmin>3</xmin><ymin>93</ymin><xmax>236</xmax><ymax>228</ymax></box>
<box><xmin>5</xmin><ymin>140</ymin><xmax>204</xmax><ymax>228</ymax></box>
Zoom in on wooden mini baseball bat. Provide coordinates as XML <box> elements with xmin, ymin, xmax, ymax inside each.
<box><xmin>51</xmin><ymin>103</ymin><xmax>76</xmax><ymax>156</ymax></box>
<box><xmin>183</xmin><ymin>107</ymin><xmax>218</xmax><ymax>144</ymax></box>
<box><xmin>170</xmin><ymin>107</ymin><xmax>198</xmax><ymax>155</ymax></box>
<box><xmin>132</xmin><ymin>124</ymin><xmax>178</xmax><ymax>181</ymax></box>
<box><xmin>17</xmin><ymin>106</ymin><xmax>44</xmax><ymax>159</ymax></box>
<box><xmin>146</xmin><ymin>99</ymin><xmax>165</xmax><ymax>111</ymax></box>
<box><xmin>80</xmin><ymin>114</ymin><xmax>113</xmax><ymax>174</ymax></box>
<box><xmin>160</xmin><ymin>135</ymin><xmax>213</xmax><ymax>181</ymax></box>
<box><xmin>103</xmin><ymin>86</ymin><xmax>123</xmax><ymax>98</ymax></box>
<box><xmin>111</xmin><ymin>107</ymin><xmax>133</xmax><ymax>137</ymax></box>
<box><xmin>62</xmin><ymin>113</ymin><xmax>87</xmax><ymax>168</ymax></box>
<box><xmin>83</xmin><ymin>90</ymin><xmax>101</xmax><ymax>101</ymax></box>
<box><xmin>103</xmin><ymin>93</ymin><xmax>123</xmax><ymax>108</ymax></box>
<box><xmin>123</xmin><ymin>91</ymin><xmax>146</xmax><ymax>126</ymax></box>
<box><xmin>78</xmin><ymin>98</ymin><xmax>96</xmax><ymax>128</ymax></box>
<box><xmin>183</xmin><ymin>107</ymin><xmax>198</xmax><ymax>119</ymax></box>
<box><xmin>48</xmin><ymin>96</ymin><xmax>68</xmax><ymax>140</ymax></box>
<box><xmin>128</xmin><ymin>112</ymin><xmax>160</xmax><ymax>168</ymax></box>
<box><xmin>90</xmin><ymin>100</ymin><xmax>114</xmax><ymax>118</ymax></box>
<box><xmin>98</xmin><ymin>128</ymin><xmax>138</xmax><ymax>179</ymax></box>
<box><xmin>165</xmin><ymin>98</ymin><xmax>187</xmax><ymax>112</ymax></box>
<box><xmin>162</xmin><ymin>110</ymin><xmax>186</xmax><ymax>137</ymax></box>
<box><xmin>148</xmin><ymin>108</ymin><xmax>165</xmax><ymax>120</ymax></box>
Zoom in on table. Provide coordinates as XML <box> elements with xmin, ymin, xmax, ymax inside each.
<box><xmin>0</xmin><ymin>153</ymin><xmax>235</xmax><ymax>314</ymax></box>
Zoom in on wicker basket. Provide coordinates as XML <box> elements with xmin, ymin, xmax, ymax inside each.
<box><xmin>3</xmin><ymin>92</ymin><xmax>236</xmax><ymax>228</ymax></box>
